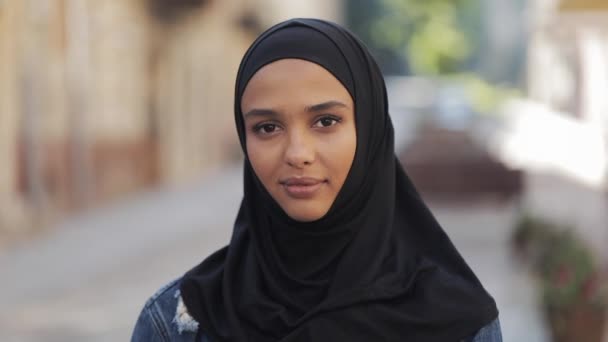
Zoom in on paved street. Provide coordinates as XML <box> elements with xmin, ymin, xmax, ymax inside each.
<box><xmin>432</xmin><ymin>201</ymin><xmax>549</xmax><ymax>342</ymax></box>
<box><xmin>0</xmin><ymin>166</ymin><xmax>243</xmax><ymax>341</ymax></box>
<box><xmin>0</xmin><ymin>164</ymin><xmax>549</xmax><ymax>341</ymax></box>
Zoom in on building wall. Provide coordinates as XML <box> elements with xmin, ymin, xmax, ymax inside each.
<box><xmin>153</xmin><ymin>0</ymin><xmax>254</xmax><ymax>184</ymax></box>
<box><xmin>0</xmin><ymin>0</ymin><xmax>344</xmax><ymax>231</ymax></box>
<box><xmin>527</xmin><ymin>3</ymin><xmax>608</xmax><ymax>127</ymax></box>
<box><xmin>0</xmin><ymin>1</ymin><xmax>25</xmax><ymax>230</ymax></box>
<box><xmin>255</xmin><ymin>0</ymin><xmax>344</xmax><ymax>26</ymax></box>
<box><xmin>523</xmin><ymin>0</ymin><xmax>608</xmax><ymax>258</ymax></box>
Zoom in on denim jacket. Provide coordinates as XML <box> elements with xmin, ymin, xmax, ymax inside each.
<box><xmin>131</xmin><ymin>278</ymin><xmax>503</xmax><ymax>342</ymax></box>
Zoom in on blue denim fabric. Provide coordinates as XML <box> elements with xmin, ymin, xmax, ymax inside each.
<box><xmin>131</xmin><ymin>278</ymin><xmax>502</xmax><ymax>342</ymax></box>
<box><xmin>131</xmin><ymin>278</ymin><xmax>209</xmax><ymax>342</ymax></box>
<box><xmin>468</xmin><ymin>317</ymin><xmax>503</xmax><ymax>342</ymax></box>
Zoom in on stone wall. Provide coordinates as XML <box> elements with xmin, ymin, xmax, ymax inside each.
<box><xmin>0</xmin><ymin>0</ymin><xmax>344</xmax><ymax>232</ymax></box>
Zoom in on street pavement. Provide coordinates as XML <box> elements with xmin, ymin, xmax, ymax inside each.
<box><xmin>0</xmin><ymin>164</ymin><xmax>550</xmax><ymax>341</ymax></box>
<box><xmin>0</xmin><ymin>166</ymin><xmax>242</xmax><ymax>341</ymax></box>
<box><xmin>431</xmin><ymin>200</ymin><xmax>549</xmax><ymax>342</ymax></box>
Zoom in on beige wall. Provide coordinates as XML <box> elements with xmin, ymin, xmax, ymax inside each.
<box><xmin>88</xmin><ymin>0</ymin><xmax>150</xmax><ymax>141</ymax></box>
<box><xmin>153</xmin><ymin>0</ymin><xmax>253</xmax><ymax>184</ymax></box>
<box><xmin>0</xmin><ymin>2</ymin><xmax>23</xmax><ymax>229</ymax></box>
<box><xmin>0</xmin><ymin>0</ymin><xmax>347</xmax><ymax>230</ymax></box>
<box><xmin>255</xmin><ymin>0</ymin><xmax>344</xmax><ymax>26</ymax></box>
<box><xmin>0</xmin><ymin>2</ymin><xmax>17</xmax><ymax>197</ymax></box>
<box><xmin>527</xmin><ymin>9</ymin><xmax>608</xmax><ymax>125</ymax></box>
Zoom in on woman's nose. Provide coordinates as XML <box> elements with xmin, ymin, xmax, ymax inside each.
<box><xmin>284</xmin><ymin>130</ymin><xmax>315</xmax><ymax>168</ymax></box>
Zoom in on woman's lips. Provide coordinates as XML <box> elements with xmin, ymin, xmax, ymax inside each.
<box><xmin>280</xmin><ymin>177</ymin><xmax>326</xmax><ymax>199</ymax></box>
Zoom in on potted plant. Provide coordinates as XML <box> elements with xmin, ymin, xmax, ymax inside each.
<box><xmin>512</xmin><ymin>215</ymin><xmax>607</xmax><ymax>342</ymax></box>
<box><xmin>511</xmin><ymin>215</ymin><xmax>555</xmax><ymax>266</ymax></box>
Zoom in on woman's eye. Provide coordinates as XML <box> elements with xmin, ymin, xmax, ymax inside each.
<box><xmin>314</xmin><ymin>116</ymin><xmax>340</xmax><ymax>128</ymax></box>
<box><xmin>255</xmin><ymin>123</ymin><xmax>279</xmax><ymax>134</ymax></box>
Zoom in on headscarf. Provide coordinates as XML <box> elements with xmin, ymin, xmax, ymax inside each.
<box><xmin>180</xmin><ymin>18</ymin><xmax>498</xmax><ymax>342</ymax></box>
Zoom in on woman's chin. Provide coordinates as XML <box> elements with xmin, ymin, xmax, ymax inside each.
<box><xmin>283</xmin><ymin>206</ymin><xmax>329</xmax><ymax>223</ymax></box>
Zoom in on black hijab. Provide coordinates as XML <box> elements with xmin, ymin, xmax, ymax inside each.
<box><xmin>180</xmin><ymin>18</ymin><xmax>498</xmax><ymax>342</ymax></box>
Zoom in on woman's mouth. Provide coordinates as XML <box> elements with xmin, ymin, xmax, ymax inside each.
<box><xmin>280</xmin><ymin>177</ymin><xmax>327</xmax><ymax>199</ymax></box>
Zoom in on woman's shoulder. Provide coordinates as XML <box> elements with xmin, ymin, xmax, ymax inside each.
<box><xmin>467</xmin><ymin>317</ymin><xmax>503</xmax><ymax>342</ymax></box>
<box><xmin>131</xmin><ymin>277</ymin><xmax>501</xmax><ymax>342</ymax></box>
<box><xmin>143</xmin><ymin>277</ymin><xmax>182</xmax><ymax>310</ymax></box>
<box><xmin>131</xmin><ymin>277</ymin><xmax>208</xmax><ymax>342</ymax></box>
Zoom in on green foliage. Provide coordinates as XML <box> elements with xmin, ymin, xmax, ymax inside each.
<box><xmin>450</xmin><ymin>73</ymin><xmax>521</xmax><ymax>114</ymax></box>
<box><xmin>346</xmin><ymin>0</ymin><xmax>407</xmax><ymax>74</ymax></box>
<box><xmin>541</xmin><ymin>230</ymin><xmax>596</xmax><ymax>309</ymax></box>
<box><xmin>345</xmin><ymin>0</ymin><xmax>522</xmax><ymax>113</ymax></box>
<box><xmin>348</xmin><ymin>0</ymin><xmax>480</xmax><ymax>75</ymax></box>
<box><xmin>512</xmin><ymin>215</ymin><xmax>607</xmax><ymax>310</ymax></box>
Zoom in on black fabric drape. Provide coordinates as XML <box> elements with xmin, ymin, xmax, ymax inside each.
<box><xmin>180</xmin><ymin>18</ymin><xmax>498</xmax><ymax>342</ymax></box>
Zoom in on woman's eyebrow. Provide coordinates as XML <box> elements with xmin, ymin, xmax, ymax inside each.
<box><xmin>243</xmin><ymin>101</ymin><xmax>348</xmax><ymax>119</ymax></box>
<box><xmin>243</xmin><ymin>108</ymin><xmax>279</xmax><ymax>119</ymax></box>
<box><xmin>305</xmin><ymin>100</ymin><xmax>348</xmax><ymax>112</ymax></box>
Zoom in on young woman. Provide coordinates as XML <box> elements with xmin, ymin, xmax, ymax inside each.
<box><xmin>131</xmin><ymin>18</ymin><xmax>502</xmax><ymax>342</ymax></box>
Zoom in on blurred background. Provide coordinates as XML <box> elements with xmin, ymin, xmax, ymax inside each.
<box><xmin>0</xmin><ymin>0</ymin><xmax>607</xmax><ymax>341</ymax></box>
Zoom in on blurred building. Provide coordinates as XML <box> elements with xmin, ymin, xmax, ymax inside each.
<box><xmin>528</xmin><ymin>0</ymin><xmax>608</xmax><ymax>127</ymax></box>
<box><xmin>514</xmin><ymin>0</ymin><xmax>608</xmax><ymax>258</ymax></box>
<box><xmin>0</xmin><ymin>0</ymin><xmax>343</xmax><ymax>232</ymax></box>
<box><xmin>525</xmin><ymin>0</ymin><xmax>608</xmax><ymax>193</ymax></box>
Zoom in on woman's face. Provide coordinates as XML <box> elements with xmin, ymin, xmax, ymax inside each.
<box><xmin>241</xmin><ymin>59</ymin><xmax>356</xmax><ymax>222</ymax></box>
